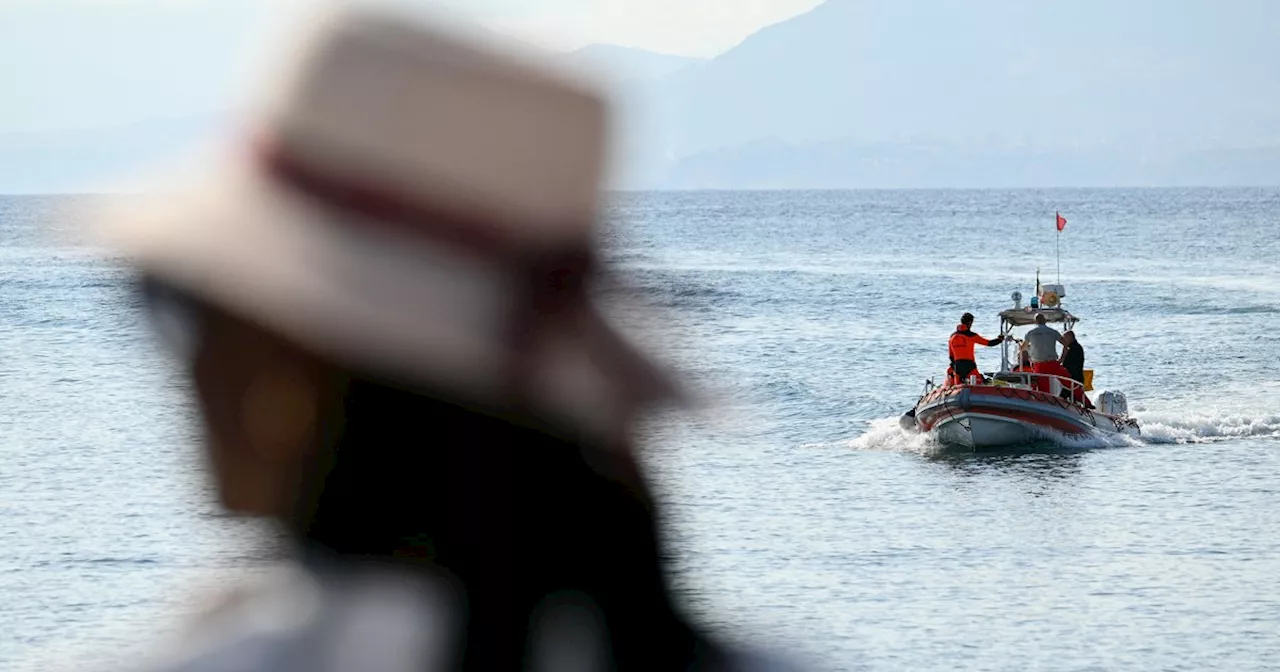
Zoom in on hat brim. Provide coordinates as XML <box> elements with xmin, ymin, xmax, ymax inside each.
<box><xmin>92</xmin><ymin>153</ymin><xmax>684</xmax><ymax>433</ymax></box>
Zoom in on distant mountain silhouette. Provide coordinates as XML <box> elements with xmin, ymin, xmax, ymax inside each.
<box><xmin>564</xmin><ymin>44</ymin><xmax>703</xmax><ymax>83</ymax></box>
<box><xmin>658</xmin><ymin>0</ymin><xmax>1280</xmax><ymax>155</ymax></box>
<box><xmin>7</xmin><ymin>0</ymin><xmax>1280</xmax><ymax>191</ymax></box>
<box><xmin>624</xmin><ymin>0</ymin><xmax>1280</xmax><ymax>187</ymax></box>
<box><xmin>0</xmin><ymin>43</ymin><xmax>700</xmax><ymax>194</ymax></box>
<box><xmin>557</xmin><ymin>46</ymin><xmax>706</xmax><ymax>189</ymax></box>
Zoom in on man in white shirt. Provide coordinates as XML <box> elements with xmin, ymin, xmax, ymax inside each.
<box><xmin>1023</xmin><ymin>313</ymin><xmax>1061</xmax><ymax>364</ymax></box>
<box><xmin>1023</xmin><ymin>314</ymin><xmax>1071</xmax><ymax>395</ymax></box>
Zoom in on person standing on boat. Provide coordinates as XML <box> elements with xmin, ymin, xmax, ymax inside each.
<box><xmin>948</xmin><ymin>312</ymin><xmax>1004</xmax><ymax>385</ymax></box>
<box><xmin>1059</xmin><ymin>330</ymin><xmax>1094</xmax><ymax>408</ymax></box>
<box><xmin>1012</xmin><ymin>344</ymin><xmax>1033</xmax><ymax>373</ymax></box>
<box><xmin>1025</xmin><ymin>314</ymin><xmax>1071</xmax><ymax>394</ymax></box>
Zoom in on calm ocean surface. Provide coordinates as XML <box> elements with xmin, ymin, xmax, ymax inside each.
<box><xmin>3</xmin><ymin>189</ymin><xmax>1280</xmax><ymax>670</ymax></box>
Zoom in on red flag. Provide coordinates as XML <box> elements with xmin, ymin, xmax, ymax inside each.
<box><xmin>1056</xmin><ymin>212</ymin><xmax>1067</xmax><ymax>232</ymax></box>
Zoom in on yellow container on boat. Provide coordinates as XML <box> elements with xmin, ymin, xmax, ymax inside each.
<box><xmin>1083</xmin><ymin>369</ymin><xmax>1094</xmax><ymax>392</ymax></box>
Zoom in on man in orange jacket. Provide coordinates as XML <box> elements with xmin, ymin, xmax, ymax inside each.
<box><xmin>948</xmin><ymin>312</ymin><xmax>1004</xmax><ymax>385</ymax></box>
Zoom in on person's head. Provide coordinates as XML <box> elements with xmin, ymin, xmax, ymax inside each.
<box><xmin>106</xmin><ymin>11</ymin><xmax>711</xmax><ymax>666</ymax></box>
<box><xmin>1062</xmin><ymin>330</ymin><xmax>1076</xmax><ymax>345</ymax></box>
<box><xmin>960</xmin><ymin>312</ymin><xmax>975</xmax><ymax>327</ymax></box>
<box><xmin>138</xmin><ymin>276</ymin><xmax>702</xmax><ymax>667</ymax></box>
<box><xmin>138</xmin><ymin>277</ymin><xmax>332</xmax><ymax>517</ymax></box>
<box><xmin>1035</xmin><ymin>313</ymin><xmax>1047</xmax><ymax>326</ymax></box>
<box><xmin>102</xmin><ymin>6</ymin><xmax>682</xmax><ymax>533</ymax></box>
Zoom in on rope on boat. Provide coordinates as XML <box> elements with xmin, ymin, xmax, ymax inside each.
<box><xmin>936</xmin><ymin>388</ymin><xmax>969</xmax><ymax>434</ymax></box>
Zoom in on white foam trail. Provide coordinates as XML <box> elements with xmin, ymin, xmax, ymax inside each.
<box><xmin>1132</xmin><ymin>410</ymin><xmax>1280</xmax><ymax>444</ymax></box>
<box><xmin>841</xmin><ymin>409</ymin><xmax>1280</xmax><ymax>454</ymax></box>
<box><xmin>845</xmin><ymin>416</ymin><xmax>939</xmax><ymax>453</ymax></box>
<box><xmin>847</xmin><ymin>416</ymin><xmax>1134</xmax><ymax>453</ymax></box>
<box><xmin>1025</xmin><ymin>423</ymin><xmax>1138</xmax><ymax>450</ymax></box>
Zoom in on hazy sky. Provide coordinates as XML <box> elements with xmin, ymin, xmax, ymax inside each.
<box><xmin>0</xmin><ymin>0</ymin><xmax>820</xmax><ymax>133</ymax></box>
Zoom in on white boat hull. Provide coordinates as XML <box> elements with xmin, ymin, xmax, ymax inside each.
<box><xmin>931</xmin><ymin>412</ymin><xmax>1038</xmax><ymax>449</ymax></box>
<box><xmin>911</xmin><ymin>384</ymin><xmax>1140</xmax><ymax>450</ymax></box>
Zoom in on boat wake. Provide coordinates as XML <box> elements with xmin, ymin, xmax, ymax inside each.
<box><xmin>846</xmin><ymin>409</ymin><xmax>1280</xmax><ymax>453</ymax></box>
<box><xmin>848</xmin><ymin>417</ymin><xmax>940</xmax><ymax>453</ymax></box>
<box><xmin>1133</xmin><ymin>410</ymin><xmax>1280</xmax><ymax>444</ymax></box>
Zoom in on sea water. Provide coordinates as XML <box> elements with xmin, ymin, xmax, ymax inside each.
<box><xmin>3</xmin><ymin>189</ymin><xmax>1279</xmax><ymax>670</ymax></box>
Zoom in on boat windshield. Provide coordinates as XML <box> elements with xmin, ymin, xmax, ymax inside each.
<box><xmin>997</xmin><ymin>307</ymin><xmax>1077</xmax><ymax>327</ymax></box>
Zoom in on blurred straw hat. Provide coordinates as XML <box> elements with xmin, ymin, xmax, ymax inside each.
<box><xmin>94</xmin><ymin>3</ymin><xmax>681</xmax><ymax>442</ymax></box>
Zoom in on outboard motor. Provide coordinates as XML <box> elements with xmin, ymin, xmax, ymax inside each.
<box><xmin>899</xmin><ymin>408</ymin><xmax>919</xmax><ymax>432</ymax></box>
<box><xmin>1097</xmin><ymin>391</ymin><xmax>1129</xmax><ymax>417</ymax></box>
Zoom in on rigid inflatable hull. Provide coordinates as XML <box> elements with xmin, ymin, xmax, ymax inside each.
<box><xmin>913</xmin><ymin>385</ymin><xmax>1140</xmax><ymax>449</ymax></box>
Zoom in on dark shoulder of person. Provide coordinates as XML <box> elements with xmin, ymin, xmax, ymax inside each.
<box><xmin>1064</xmin><ymin>341</ymin><xmax>1085</xmax><ymax>372</ymax></box>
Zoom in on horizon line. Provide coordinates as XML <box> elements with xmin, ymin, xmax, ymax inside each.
<box><xmin>6</xmin><ymin>184</ymin><xmax>1280</xmax><ymax>198</ymax></box>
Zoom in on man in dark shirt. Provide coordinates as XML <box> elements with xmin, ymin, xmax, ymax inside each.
<box><xmin>1059</xmin><ymin>330</ymin><xmax>1093</xmax><ymax>408</ymax></box>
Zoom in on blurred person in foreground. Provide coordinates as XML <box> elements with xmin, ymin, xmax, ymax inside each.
<box><xmin>88</xmin><ymin>5</ymin><xmax>799</xmax><ymax>671</ymax></box>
